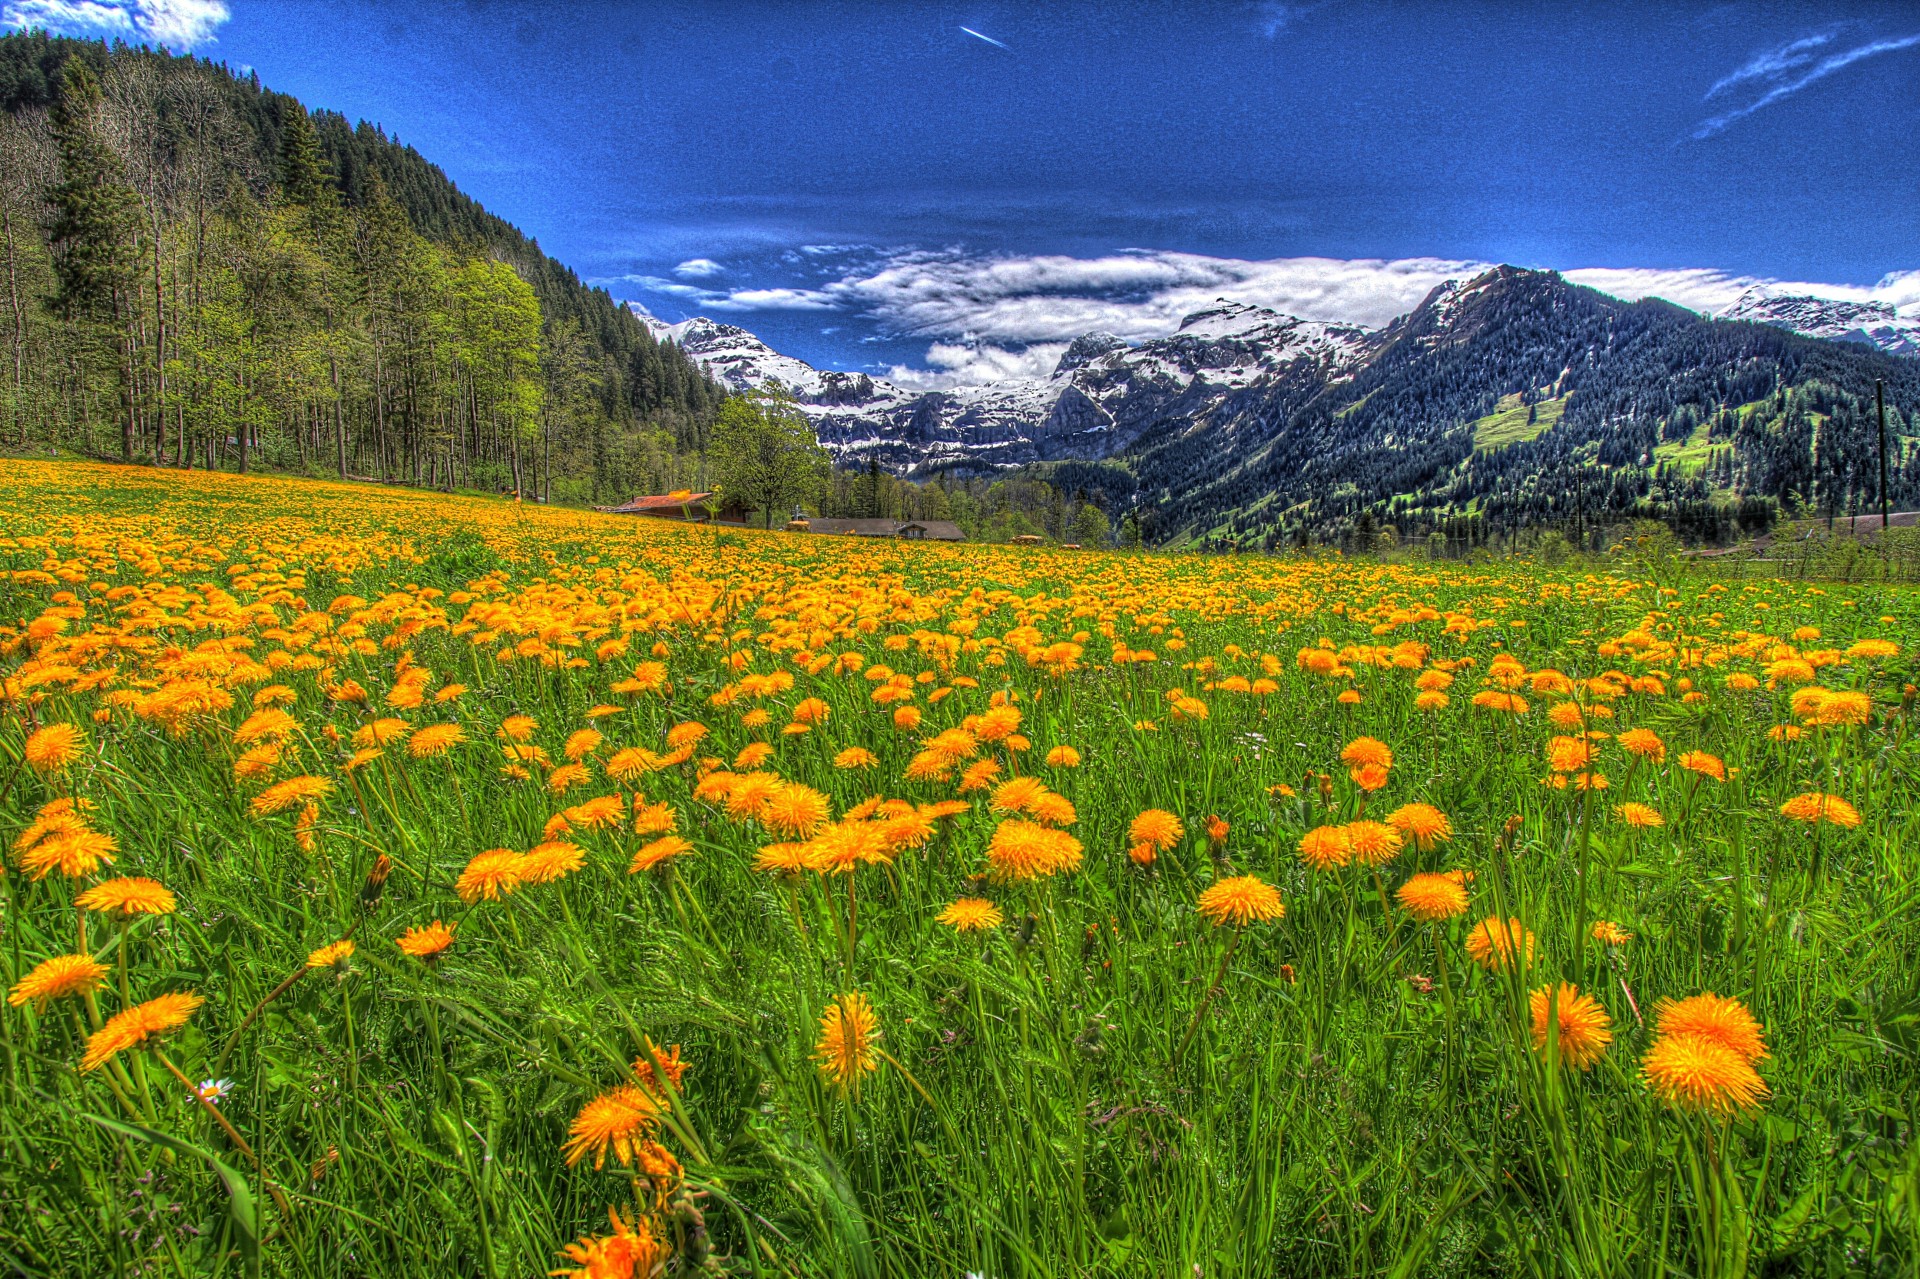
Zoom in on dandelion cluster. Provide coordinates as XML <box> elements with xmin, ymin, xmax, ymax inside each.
<box><xmin>0</xmin><ymin>460</ymin><xmax>1906</xmax><ymax>1275</ymax></box>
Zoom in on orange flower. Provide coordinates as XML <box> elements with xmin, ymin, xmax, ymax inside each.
<box><xmin>24</xmin><ymin>722</ymin><xmax>83</xmax><ymax>772</ymax></box>
<box><xmin>456</xmin><ymin>849</ymin><xmax>522</xmax><ymax>902</ymax></box>
<box><xmin>814</xmin><ymin>991</ymin><xmax>882</xmax><ymax>1095</ymax></box>
<box><xmin>1344</xmin><ymin>820</ymin><xmax>1403</xmax><ymax>866</ymax></box>
<box><xmin>1128</xmin><ymin>809</ymin><xmax>1183</xmax><ymax>852</ymax></box>
<box><xmin>561</xmin><ymin>1085</ymin><xmax>660</xmax><ymax>1170</ymax></box>
<box><xmin>1529</xmin><ymin>983</ymin><xmax>1613</xmax><ymax>1069</ymax></box>
<box><xmin>1297</xmin><ymin>825</ymin><xmax>1351</xmax><ymax>871</ymax></box>
<box><xmin>1614</xmin><ymin>802</ymin><xmax>1665</xmax><ymax>828</ymax></box>
<box><xmin>1641</xmin><ymin>1034</ymin><xmax>1768</xmax><ymax>1115</ymax></box>
<box><xmin>1464</xmin><ymin>917</ymin><xmax>1534</xmax><ymax>971</ymax></box>
<box><xmin>629</xmin><ymin>834</ymin><xmax>694</xmax><ymax>873</ymax></box>
<box><xmin>1653</xmin><ymin>992</ymin><xmax>1767</xmax><ymax>1063</ymax></box>
<box><xmin>1386</xmin><ymin>803</ymin><xmax>1452</xmax><ymax>850</ymax></box>
<box><xmin>1616</xmin><ymin>728</ymin><xmax>1666</xmax><ymax>761</ymax></box>
<box><xmin>1341</xmin><ymin>737</ymin><xmax>1393</xmax><ymax>770</ymax></box>
<box><xmin>1676</xmin><ymin>750</ymin><xmax>1725</xmax><ymax>781</ymax></box>
<box><xmin>76</xmin><ymin>877</ymin><xmax>176</xmax><ymax>918</ymax></box>
<box><xmin>937</xmin><ymin>898</ymin><xmax>1003</xmax><ymax>932</ymax></box>
<box><xmin>8</xmin><ymin>953</ymin><xmax>109</xmax><ymax>1010</ymax></box>
<box><xmin>985</xmin><ymin>819</ymin><xmax>1083</xmax><ymax>881</ymax></box>
<box><xmin>82</xmin><ymin>991</ymin><xmax>204</xmax><ymax>1071</ymax></box>
<box><xmin>1396</xmin><ymin>872</ymin><xmax>1468</xmax><ymax>922</ymax></box>
<box><xmin>396</xmin><ymin>920</ymin><xmax>457</xmax><ymax>963</ymax></box>
<box><xmin>1195</xmin><ymin>875</ymin><xmax>1284</xmax><ymax>926</ymax></box>
<box><xmin>1778</xmin><ymin>792</ymin><xmax>1861</xmax><ymax>828</ymax></box>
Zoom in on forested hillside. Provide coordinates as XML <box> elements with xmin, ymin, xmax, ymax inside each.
<box><xmin>0</xmin><ymin>32</ymin><xmax>724</xmax><ymax>502</ymax></box>
<box><xmin>1138</xmin><ymin>268</ymin><xmax>1920</xmax><ymax>550</ymax></box>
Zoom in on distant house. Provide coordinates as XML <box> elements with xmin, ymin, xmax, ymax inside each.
<box><xmin>800</xmin><ymin>517</ymin><xmax>966</xmax><ymax>542</ymax></box>
<box><xmin>600</xmin><ymin>492</ymin><xmax>751</xmax><ymax>524</ymax></box>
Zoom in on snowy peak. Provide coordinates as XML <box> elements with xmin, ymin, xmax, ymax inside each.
<box><xmin>1718</xmin><ymin>288</ymin><xmax>1920</xmax><ymax>357</ymax></box>
<box><xmin>629</xmin><ymin>306</ymin><xmax>844</xmax><ymax>397</ymax></box>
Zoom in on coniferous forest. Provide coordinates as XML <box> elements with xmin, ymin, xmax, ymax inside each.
<box><xmin>0</xmin><ymin>33</ymin><xmax>726</xmax><ymax>504</ymax></box>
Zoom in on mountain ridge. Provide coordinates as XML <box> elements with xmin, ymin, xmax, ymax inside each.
<box><xmin>639</xmin><ymin>266</ymin><xmax>1920</xmax><ymax>544</ymax></box>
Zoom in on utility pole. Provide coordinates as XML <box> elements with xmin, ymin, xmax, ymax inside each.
<box><xmin>1877</xmin><ymin>379</ymin><xmax>1890</xmax><ymax>530</ymax></box>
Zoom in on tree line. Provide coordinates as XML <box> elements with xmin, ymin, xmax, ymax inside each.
<box><xmin>0</xmin><ymin>33</ymin><xmax>726</xmax><ymax>503</ymax></box>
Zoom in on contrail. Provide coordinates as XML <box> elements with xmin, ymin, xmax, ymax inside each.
<box><xmin>960</xmin><ymin>26</ymin><xmax>1009</xmax><ymax>49</ymax></box>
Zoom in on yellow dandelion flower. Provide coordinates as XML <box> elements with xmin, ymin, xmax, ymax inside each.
<box><xmin>1128</xmin><ymin>809</ymin><xmax>1183</xmax><ymax>852</ymax></box>
<box><xmin>1298</xmin><ymin>824</ymin><xmax>1351</xmax><ymax>871</ymax></box>
<box><xmin>1529</xmin><ymin>983</ymin><xmax>1613</xmax><ymax>1069</ymax></box>
<box><xmin>1614</xmin><ymin>802</ymin><xmax>1665</xmax><ymax>828</ymax></box>
<box><xmin>1653</xmin><ymin>992</ymin><xmax>1767</xmax><ymax>1063</ymax></box>
<box><xmin>8</xmin><ymin>953</ymin><xmax>110</xmax><ymax>1011</ymax></box>
<box><xmin>76</xmin><ymin>877</ymin><xmax>176</xmax><ymax>918</ymax></box>
<box><xmin>307</xmin><ymin>939</ymin><xmax>355</xmax><ymax>970</ymax></box>
<box><xmin>629</xmin><ymin>834</ymin><xmax>694</xmax><ymax>874</ymax></box>
<box><xmin>1396</xmin><ymin>872</ymin><xmax>1468</xmax><ymax>922</ymax></box>
<box><xmin>937</xmin><ymin>898</ymin><xmax>1003</xmax><ymax>932</ymax></box>
<box><xmin>814</xmin><ymin>991</ymin><xmax>881</xmax><ymax>1095</ymax></box>
<box><xmin>1641</xmin><ymin>1033</ymin><xmax>1768</xmax><ymax>1115</ymax></box>
<box><xmin>82</xmin><ymin>991</ymin><xmax>204</xmax><ymax>1071</ymax></box>
<box><xmin>1344</xmin><ymin>820</ymin><xmax>1403</xmax><ymax>866</ymax></box>
<box><xmin>1778</xmin><ymin>792</ymin><xmax>1861</xmax><ymax>827</ymax></box>
<box><xmin>1195</xmin><ymin>875</ymin><xmax>1284</xmax><ymax>926</ymax></box>
<box><xmin>560</xmin><ymin>1085</ymin><xmax>660</xmax><ymax>1170</ymax></box>
<box><xmin>23</xmin><ymin>722</ymin><xmax>83</xmax><ymax>772</ymax></box>
<box><xmin>1386</xmin><ymin>803</ymin><xmax>1452</xmax><ymax>850</ymax></box>
<box><xmin>456</xmin><ymin>849</ymin><xmax>523</xmax><ymax>902</ymax></box>
<box><xmin>1464</xmin><ymin>917</ymin><xmax>1535</xmax><ymax>971</ymax></box>
<box><xmin>250</xmin><ymin>775</ymin><xmax>332</xmax><ymax>817</ymax></box>
<box><xmin>396</xmin><ymin>921</ymin><xmax>456</xmax><ymax>963</ymax></box>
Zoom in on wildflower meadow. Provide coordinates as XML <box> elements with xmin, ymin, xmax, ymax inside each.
<box><xmin>2</xmin><ymin>460</ymin><xmax>1916</xmax><ymax>1278</ymax></box>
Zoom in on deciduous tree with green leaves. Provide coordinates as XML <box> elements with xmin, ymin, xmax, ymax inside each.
<box><xmin>708</xmin><ymin>389</ymin><xmax>828</xmax><ymax>528</ymax></box>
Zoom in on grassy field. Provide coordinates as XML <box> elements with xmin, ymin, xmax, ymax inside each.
<box><xmin>1472</xmin><ymin>394</ymin><xmax>1568</xmax><ymax>454</ymax></box>
<box><xmin>2</xmin><ymin>460</ymin><xmax>1917</xmax><ymax>1279</ymax></box>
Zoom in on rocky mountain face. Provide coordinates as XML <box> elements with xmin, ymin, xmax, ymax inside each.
<box><xmin>1718</xmin><ymin>287</ymin><xmax>1920</xmax><ymax>358</ymax></box>
<box><xmin>633</xmin><ymin>301</ymin><xmax>1372</xmax><ymax>475</ymax></box>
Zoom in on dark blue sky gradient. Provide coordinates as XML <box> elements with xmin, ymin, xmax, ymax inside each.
<box><xmin>176</xmin><ymin>1</ymin><xmax>1920</xmax><ymax>369</ymax></box>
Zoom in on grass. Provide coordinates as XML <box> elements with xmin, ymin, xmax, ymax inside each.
<box><xmin>1472</xmin><ymin>394</ymin><xmax>1567</xmax><ymax>453</ymax></box>
<box><xmin>1</xmin><ymin>459</ymin><xmax>1917</xmax><ymax>1278</ymax></box>
<box><xmin>1653</xmin><ymin>421</ymin><xmax>1720</xmax><ymax>477</ymax></box>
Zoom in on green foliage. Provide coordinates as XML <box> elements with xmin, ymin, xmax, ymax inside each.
<box><xmin>0</xmin><ymin>32</ymin><xmax>725</xmax><ymax>499</ymax></box>
<box><xmin>708</xmin><ymin>390</ymin><xmax>829</xmax><ymax>527</ymax></box>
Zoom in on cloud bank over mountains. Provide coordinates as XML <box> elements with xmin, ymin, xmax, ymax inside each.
<box><xmin>625</xmin><ymin>247</ymin><xmax>1920</xmax><ymax>389</ymax></box>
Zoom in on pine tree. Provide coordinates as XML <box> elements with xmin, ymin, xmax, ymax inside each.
<box><xmin>45</xmin><ymin>57</ymin><xmax>139</xmax><ymax>458</ymax></box>
<box><xmin>276</xmin><ymin>104</ymin><xmax>332</xmax><ymax>208</ymax></box>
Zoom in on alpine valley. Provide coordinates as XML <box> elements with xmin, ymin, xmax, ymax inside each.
<box><xmin>638</xmin><ymin>272</ymin><xmax>1920</xmax><ymax>546</ymax></box>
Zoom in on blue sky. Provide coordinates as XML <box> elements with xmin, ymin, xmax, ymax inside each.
<box><xmin>7</xmin><ymin>0</ymin><xmax>1918</xmax><ymax>383</ymax></box>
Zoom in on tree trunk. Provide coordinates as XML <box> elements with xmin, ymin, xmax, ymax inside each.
<box><xmin>150</xmin><ymin>205</ymin><xmax>166</xmax><ymax>462</ymax></box>
<box><xmin>331</xmin><ymin>356</ymin><xmax>345</xmax><ymax>477</ymax></box>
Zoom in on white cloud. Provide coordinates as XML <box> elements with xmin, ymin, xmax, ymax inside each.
<box><xmin>707</xmin><ymin>286</ymin><xmax>837</xmax><ymax>312</ymax></box>
<box><xmin>1694</xmin><ymin>29</ymin><xmax>1920</xmax><ymax>138</ymax></box>
<box><xmin>673</xmin><ymin>258</ymin><xmax>724</xmax><ymax>278</ymax></box>
<box><xmin>1704</xmin><ymin>30</ymin><xmax>1837</xmax><ymax>99</ymax></box>
<box><xmin>1564</xmin><ymin>266</ymin><xmax>1920</xmax><ymax>316</ymax></box>
<box><xmin>2</xmin><ymin>0</ymin><xmax>229</xmax><ymax>48</ymax></box>
<box><xmin>625</xmin><ymin>247</ymin><xmax>1918</xmax><ymax>388</ymax></box>
<box><xmin>701</xmin><ymin>249</ymin><xmax>1488</xmax><ymax>343</ymax></box>
<box><xmin>885</xmin><ymin>342</ymin><xmax>1070</xmax><ymax>391</ymax></box>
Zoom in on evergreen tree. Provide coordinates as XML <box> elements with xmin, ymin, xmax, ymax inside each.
<box><xmin>45</xmin><ymin>56</ymin><xmax>138</xmax><ymax>457</ymax></box>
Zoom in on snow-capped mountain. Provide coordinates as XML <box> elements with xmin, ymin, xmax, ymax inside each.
<box><xmin>1718</xmin><ymin>287</ymin><xmax>1920</xmax><ymax>357</ymax></box>
<box><xmin>631</xmin><ymin>299</ymin><xmax>1373</xmax><ymax>474</ymax></box>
